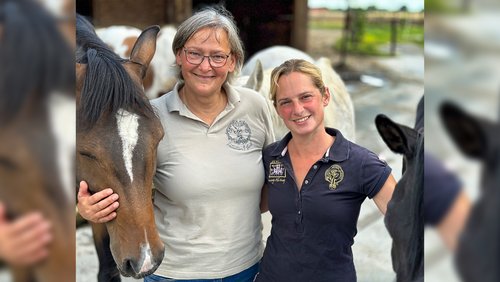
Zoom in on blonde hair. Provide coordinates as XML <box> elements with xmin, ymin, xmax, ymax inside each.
<box><xmin>269</xmin><ymin>59</ymin><xmax>326</xmax><ymax>107</ymax></box>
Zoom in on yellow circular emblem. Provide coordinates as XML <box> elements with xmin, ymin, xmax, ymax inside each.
<box><xmin>325</xmin><ymin>164</ymin><xmax>344</xmax><ymax>190</ymax></box>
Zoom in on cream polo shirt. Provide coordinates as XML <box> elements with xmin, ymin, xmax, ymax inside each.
<box><xmin>150</xmin><ymin>82</ymin><xmax>275</xmax><ymax>279</ymax></box>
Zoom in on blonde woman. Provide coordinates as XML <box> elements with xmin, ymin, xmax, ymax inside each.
<box><xmin>256</xmin><ymin>59</ymin><xmax>396</xmax><ymax>281</ymax></box>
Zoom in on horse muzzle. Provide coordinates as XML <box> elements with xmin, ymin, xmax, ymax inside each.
<box><xmin>118</xmin><ymin>243</ymin><xmax>165</xmax><ymax>278</ymax></box>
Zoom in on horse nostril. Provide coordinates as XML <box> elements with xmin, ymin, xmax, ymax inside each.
<box><xmin>122</xmin><ymin>258</ymin><xmax>135</xmax><ymax>274</ymax></box>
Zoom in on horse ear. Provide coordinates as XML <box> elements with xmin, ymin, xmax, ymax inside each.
<box><xmin>129</xmin><ymin>25</ymin><xmax>160</xmax><ymax>78</ymax></box>
<box><xmin>440</xmin><ymin>101</ymin><xmax>489</xmax><ymax>160</ymax></box>
<box><xmin>375</xmin><ymin>114</ymin><xmax>417</xmax><ymax>156</ymax></box>
<box><xmin>244</xmin><ymin>59</ymin><xmax>263</xmax><ymax>92</ymax></box>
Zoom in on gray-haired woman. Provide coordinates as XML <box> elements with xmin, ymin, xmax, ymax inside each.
<box><xmin>77</xmin><ymin>6</ymin><xmax>275</xmax><ymax>282</ymax></box>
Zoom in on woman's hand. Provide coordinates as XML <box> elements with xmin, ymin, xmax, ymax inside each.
<box><xmin>0</xmin><ymin>202</ymin><xmax>52</xmax><ymax>265</ymax></box>
<box><xmin>77</xmin><ymin>181</ymin><xmax>119</xmax><ymax>223</ymax></box>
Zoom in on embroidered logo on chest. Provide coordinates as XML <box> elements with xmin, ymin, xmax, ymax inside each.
<box><xmin>226</xmin><ymin>119</ymin><xmax>252</xmax><ymax>150</ymax></box>
<box><xmin>268</xmin><ymin>160</ymin><xmax>286</xmax><ymax>183</ymax></box>
<box><xmin>325</xmin><ymin>164</ymin><xmax>344</xmax><ymax>190</ymax></box>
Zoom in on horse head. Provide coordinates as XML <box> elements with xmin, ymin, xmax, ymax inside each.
<box><xmin>76</xmin><ymin>14</ymin><xmax>165</xmax><ymax>280</ymax></box>
<box><xmin>375</xmin><ymin>114</ymin><xmax>424</xmax><ymax>282</ymax></box>
<box><xmin>440</xmin><ymin>101</ymin><xmax>500</xmax><ymax>282</ymax></box>
<box><xmin>0</xmin><ymin>0</ymin><xmax>75</xmax><ymax>281</ymax></box>
<box><xmin>96</xmin><ymin>24</ymin><xmax>177</xmax><ymax>99</ymax></box>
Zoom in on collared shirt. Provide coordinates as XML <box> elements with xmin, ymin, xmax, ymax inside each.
<box><xmin>151</xmin><ymin>82</ymin><xmax>275</xmax><ymax>279</ymax></box>
<box><xmin>257</xmin><ymin>128</ymin><xmax>391</xmax><ymax>282</ymax></box>
<box><xmin>424</xmin><ymin>152</ymin><xmax>461</xmax><ymax>226</ymax></box>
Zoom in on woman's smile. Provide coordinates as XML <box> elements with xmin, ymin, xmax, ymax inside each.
<box><xmin>292</xmin><ymin>115</ymin><xmax>311</xmax><ymax>123</ymax></box>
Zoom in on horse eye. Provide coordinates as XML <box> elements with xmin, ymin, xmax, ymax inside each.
<box><xmin>79</xmin><ymin>151</ymin><xmax>98</xmax><ymax>161</ymax></box>
<box><xmin>0</xmin><ymin>156</ymin><xmax>19</xmax><ymax>171</ymax></box>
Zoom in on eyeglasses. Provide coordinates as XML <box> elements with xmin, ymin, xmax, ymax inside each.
<box><xmin>183</xmin><ymin>48</ymin><xmax>231</xmax><ymax>68</ymax></box>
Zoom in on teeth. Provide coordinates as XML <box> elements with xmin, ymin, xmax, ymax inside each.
<box><xmin>295</xmin><ymin>116</ymin><xmax>309</xmax><ymax>123</ymax></box>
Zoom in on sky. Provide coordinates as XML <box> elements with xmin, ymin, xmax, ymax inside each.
<box><xmin>308</xmin><ymin>0</ymin><xmax>424</xmax><ymax>12</ymax></box>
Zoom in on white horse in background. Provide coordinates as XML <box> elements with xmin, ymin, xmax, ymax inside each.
<box><xmin>237</xmin><ymin>47</ymin><xmax>355</xmax><ymax>141</ymax></box>
<box><xmin>241</xmin><ymin>45</ymin><xmax>315</xmax><ymax>76</ymax></box>
<box><xmin>96</xmin><ymin>25</ymin><xmax>177</xmax><ymax>99</ymax></box>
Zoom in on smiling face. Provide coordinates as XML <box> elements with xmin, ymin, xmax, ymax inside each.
<box><xmin>275</xmin><ymin>72</ymin><xmax>330</xmax><ymax>137</ymax></box>
<box><xmin>175</xmin><ymin>27</ymin><xmax>235</xmax><ymax>97</ymax></box>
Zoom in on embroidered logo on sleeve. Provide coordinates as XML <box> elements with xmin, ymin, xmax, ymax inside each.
<box><xmin>226</xmin><ymin>119</ymin><xmax>251</xmax><ymax>150</ymax></box>
<box><xmin>325</xmin><ymin>164</ymin><xmax>344</xmax><ymax>190</ymax></box>
<box><xmin>268</xmin><ymin>160</ymin><xmax>286</xmax><ymax>183</ymax></box>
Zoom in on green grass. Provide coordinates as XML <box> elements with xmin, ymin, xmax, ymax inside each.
<box><xmin>314</xmin><ymin>22</ymin><xmax>424</xmax><ymax>56</ymax></box>
<box><xmin>309</xmin><ymin>20</ymin><xmax>344</xmax><ymax>30</ymax></box>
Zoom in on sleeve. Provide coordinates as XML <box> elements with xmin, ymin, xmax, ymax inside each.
<box><xmin>262</xmin><ymin>145</ymin><xmax>272</xmax><ymax>180</ymax></box>
<box><xmin>424</xmin><ymin>153</ymin><xmax>462</xmax><ymax>226</ymax></box>
<box><xmin>260</xmin><ymin>99</ymin><xmax>276</xmax><ymax>147</ymax></box>
<box><xmin>361</xmin><ymin>150</ymin><xmax>392</xmax><ymax>199</ymax></box>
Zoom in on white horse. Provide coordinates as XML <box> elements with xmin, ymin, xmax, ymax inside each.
<box><xmin>96</xmin><ymin>25</ymin><xmax>177</xmax><ymax>99</ymax></box>
<box><xmin>238</xmin><ymin>53</ymin><xmax>355</xmax><ymax>141</ymax></box>
<box><xmin>241</xmin><ymin>45</ymin><xmax>315</xmax><ymax>76</ymax></box>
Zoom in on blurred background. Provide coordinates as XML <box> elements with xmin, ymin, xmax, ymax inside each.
<box><xmin>425</xmin><ymin>0</ymin><xmax>500</xmax><ymax>281</ymax></box>
<box><xmin>2</xmin><ymin>0</ymin><xmax>499</xmax><ymax>281</ymax></box>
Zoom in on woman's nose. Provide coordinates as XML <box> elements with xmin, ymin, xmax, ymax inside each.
<box><xmin>198</xmin><ymin>57</ymin><xmax>212</xmax><ymax>71</ymax></box>
<box><xmin>292</xmin><ymin>101</ymin><xmax>304</xmax><ymax>114</ymax></box>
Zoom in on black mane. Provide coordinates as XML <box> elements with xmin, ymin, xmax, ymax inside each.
<box><xmin>76</xmin><ymin>14</ymin><xmax>154</xmax><ymax>129</ymax></box>
<box><xmin>0</xmin><ymin>0</ymin><xmax>74</xmax><ymax>125</ymax></box>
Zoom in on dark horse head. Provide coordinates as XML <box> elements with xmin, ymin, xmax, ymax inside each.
<box><xmin>0</xmin><ymin>0</ymin><xmax>75</xmax><ymax>280</ymax></box>
<box><xmin>440</xmin><ymin>101</ymin><xmax>500</xmax><ymax>282</ymax></box>
<box><xmin>76</xmin><ymin>14</ymin><xmax>165</xmax><ymax>280</ymax></box>
<box><xmin>375</xmin><ymin>114</ymin><xmax>424</xmax><ymax>282</ymax></box>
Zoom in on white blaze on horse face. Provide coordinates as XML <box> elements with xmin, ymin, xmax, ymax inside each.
<box><xmin>48</xmin><ymin>92</ymin><xmax>75</xmax><ymax>203</ymax></box>
<box><xmin>116</xmin><ymin>109</ymin><xmax>139</xmax><ymax>183</ymax></box>
<box><xmin>38</xmin><ymin>0</ymin><xmax>67</xmax><ymax>18</ymax></box>
<box><xmin>139</xmin><ymin>229</ymin><xmax>154</xmax><ymax>273</ymax></box>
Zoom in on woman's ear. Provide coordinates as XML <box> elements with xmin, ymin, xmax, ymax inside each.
<box><xmin>175</xmin><ymin>50</ymin><xmax>182</xmax><ymax>66</ymax></box>
<box><xmin>227</xmin><ymin>54</ymin><xmax>236</xmax><ymax>72</ymax></box>
<box><xmin>323</xmin><ymin>87</ymin><xmax>331</xmax><ymax>107</ymax></box>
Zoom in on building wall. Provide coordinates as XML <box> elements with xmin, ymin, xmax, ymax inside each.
<box><xmin>76</xmin><ymin>0</ymin><xmax>308</xmax><ymax>57</ymax></box>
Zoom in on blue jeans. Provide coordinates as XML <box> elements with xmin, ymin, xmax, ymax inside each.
<box><xmin>144</xmin><ymin>263</ymin><xmax>259</xmax><ymax>282</ymax></box>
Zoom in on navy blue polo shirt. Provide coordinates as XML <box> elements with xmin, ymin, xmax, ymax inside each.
<box><xmin>424</xmin><ymin>153</ymin><xmax>462</xmax><ymax>226</ymax></box>
<box><xmin>256</xmin><ymin>128</ymin><xmax>391</xmax><ymax>282</ymax></box>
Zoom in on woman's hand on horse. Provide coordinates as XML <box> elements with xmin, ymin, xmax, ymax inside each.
<box><xmin>77</xmin><ymin>181</ymin><xmax>119</xmax><ymax>223</ymax></box>
<box><xmin>0</xmin><ymin>202</ymin><xmax>52</xmax><ymax>265</ymax></box>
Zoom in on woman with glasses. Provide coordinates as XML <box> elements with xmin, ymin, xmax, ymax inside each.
<box><xmin>77</xmin><ymin>6</ymin><xmax>275</xmax><ymax>282</ymax></box>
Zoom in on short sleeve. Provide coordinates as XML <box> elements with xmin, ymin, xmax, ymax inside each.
<box><xmin>261</xmin><ymin>103</ymin><xmax>276</xmax><ymax>147</ymax></box>
<box><xmin>361</xmin><ymin>150</ymin><xmax>392</xmax><ymax>199</ymax></box>
<box><xmin>424</xmin><ymin>153</ymin><xmax>462</xmax><ymax>226</ymax></box>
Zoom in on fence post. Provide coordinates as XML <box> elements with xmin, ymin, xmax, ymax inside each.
<box><xmin>390</xmin><ymin>17</ymin><xmax>397</xmax><ymax>56</ymax></box>
<box><xmin>339</xmin><ymin>8</ymin><xmax>351</xmax><ymax>67</ymax></box>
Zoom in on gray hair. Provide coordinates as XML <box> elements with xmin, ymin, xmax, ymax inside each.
<box><xmin>172</xmin><ymin>6</ymin><xmax>244</xmax><ymax>84</ymax></box>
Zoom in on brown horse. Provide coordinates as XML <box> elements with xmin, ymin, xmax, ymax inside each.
<box><xmin>76</xmin><ymin>14</ymin><xmax>165</xmax><ymax>281</ymax></box>
<box><xmin>0</xmin><ymin>0</ymin><xmax>75</xmax><ymax>281</ymax></box>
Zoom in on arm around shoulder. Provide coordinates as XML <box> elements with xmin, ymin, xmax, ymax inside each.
<box><xmin>260</xmin><ymin>184</ymin><xmax>269</xmax><ymax>213</ymax></box>
<box><xmin>373</xmin><ymin>174</ymin><xmax>397</xmax><ymax>215</ymax></box>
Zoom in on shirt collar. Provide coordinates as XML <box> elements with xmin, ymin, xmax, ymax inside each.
<box><xmin>165</xmin><ymin>82</ymin><xmax>240</xmax><ymax>113</ymax></box>
<box><xmin>164</xmin><ymin>83</ymin><xmax>183</xmax><ymax>113</ymax></box>
<box><xmin>270</xmin><ymin>128</ymin><xmax>350</xmax><ymax>162</ymax></box>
